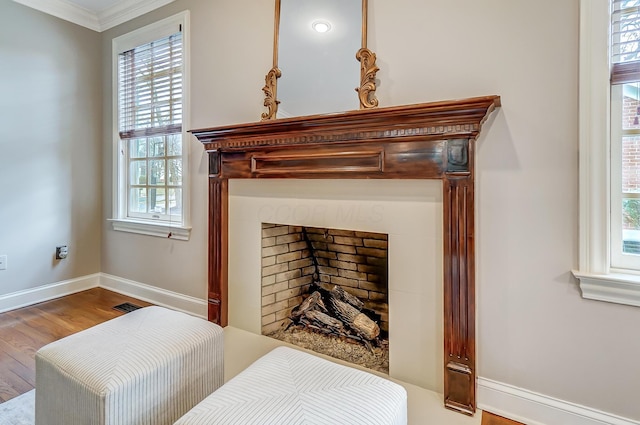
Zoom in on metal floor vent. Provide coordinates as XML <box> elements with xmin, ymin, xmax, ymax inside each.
<box><xmin>113</xmin><ymin>302</ymin><xmax>143</xmax><ymax>313</ymax></box>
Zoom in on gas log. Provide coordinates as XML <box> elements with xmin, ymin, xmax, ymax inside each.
<box><xmin>289</xmin><ymin>284</ymin><xmax>381</xmax><ymax>345</ymax></box>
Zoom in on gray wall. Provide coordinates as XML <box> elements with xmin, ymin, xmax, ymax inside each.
<box><xmin>0</xmin><ymin>2</ymin><xmax>102</xmax><ymax>294</ymax></box>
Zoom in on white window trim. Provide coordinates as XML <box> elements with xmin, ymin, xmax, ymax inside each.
<box><xmin>573</xmin><ymin>0</ymin><xmax>640</xmax><ymax>306</ymax></box>
<box><xmin>110</xmin><ymin>11</ymin><xmax>192</xmax><ymax>240</ymax></box>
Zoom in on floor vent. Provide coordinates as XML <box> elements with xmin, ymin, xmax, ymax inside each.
<box><xmin>113</xmin><ymin>302</ymin><xmax>143</xmax><ymax>313</ymax></box>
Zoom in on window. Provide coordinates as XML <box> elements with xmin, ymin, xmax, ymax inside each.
<box><xmin>111</xmin><ymin>12</ymin><xmax>191</xmax><ymax>240</ymax></box>
<box><xmin>574</xmin><ymin>0</ymin><xmax>640</xmax><ymax>307</ymax></box>
<box><xmin>611</xmin><ymin>1</ymin><xmax>640</xmax><ymax>270</ymax></box>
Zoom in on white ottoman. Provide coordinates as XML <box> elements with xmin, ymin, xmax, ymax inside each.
<box><xmin>174</xmin><ymin>346</ymin><xmax>407</xmax><ymax>425</ymax></box>
<box><xmin>36</xmin><ymin>306</ymin><xmax>224</xmax><ymax>425</ymax></box>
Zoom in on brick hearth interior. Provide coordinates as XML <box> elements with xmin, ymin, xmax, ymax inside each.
<box><xmin>260</xmin><ymin>224</ymin><xmax>389</xmax><ymax>336</ymax></box>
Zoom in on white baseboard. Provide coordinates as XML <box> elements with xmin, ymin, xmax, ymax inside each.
<box><xmin>99</xmin><ymin>273</ymin><xmax>207</xmax><ymax>319</ymax></box>
<box><xmin>478</xmin><ymin>377</ymin><xmax>640</xmax><ymax>425</ymax></box>
<box><xmin>0</xmin><ymin>273</ymin><xmax>207</xmax><ymax>319</ymax></box>
<box><xmin>0</xmin><ymin>274</ymin><xmax>100</xmax><ymax>313</ymax></box>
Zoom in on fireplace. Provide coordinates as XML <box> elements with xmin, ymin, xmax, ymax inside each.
<box><xmin>260</xmin><ymin>223</ymin><xmax>389</xmax><ymax>373</ymax></box>
<box><xmin>192</xmin><ymin>96</ymin><xmax>501</xmax><ymax>415</ymax></box>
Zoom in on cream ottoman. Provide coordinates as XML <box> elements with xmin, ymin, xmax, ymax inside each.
<box><xmin>35</xmin><ymin>306</ymin><xmax>224</xmax><ymax>425</ymax></box>
<box><xmin>174</xmin><ymin>346</ymin><xmax>408</xmax><ymax>425</ymax></box>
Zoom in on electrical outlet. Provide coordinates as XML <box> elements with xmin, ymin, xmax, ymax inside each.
<box><xmin>55</xmin><ymin>246</ymin><xmax>68</xmax><ymax>260</ymax></box>
<box><xmin>0</xmin><ymin>255</ymin><xmax>7</xmax><ymax>270</ymax></box>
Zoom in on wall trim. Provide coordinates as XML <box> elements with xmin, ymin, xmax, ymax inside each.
<box><xmin>573</xmin><ymin>270</ymin><xmax>640</xmax><ymax>308</ymax></box>
<box><xmin>0</xmin><ymin>274</ymin><xmax>100</xmax><ymax>313</ymax></box>
<box><xmin>478</xmin><ymin>377</ymin><xmax>640</xmax><ymax>425</ymax></box>
<box><xmin>98</xmin><ymin>0</ymin><xmax>176</xmax><ymax>31</ymax></box>
<box><xmin>13</xmin><ymin>0</ymin><xmax>100</xmax><ymax>30</ymax></box>
<box><xmin>12</xmin><ymin>0</ymin><xmax>175</xmax><ymax>32</ymax></box>
<box><xmin>0</xmin><ymin>273</ymin><xmax>206</xmax><ymax>318</ymax></box>
<box><xmin>99</xmin><ymin>273</ymin><xmax>207</xmax><ymax>318</ymax></box>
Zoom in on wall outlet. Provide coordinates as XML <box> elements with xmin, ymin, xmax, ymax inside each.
<box><xmin>0</xmin><ymin>255</ymin><xmax>7</xmax><ymax>270</ymax></box>
<box><xmin>55</xmin><ymin>246</ymin><xmax>68</xmax><ymax>260</ymax></box>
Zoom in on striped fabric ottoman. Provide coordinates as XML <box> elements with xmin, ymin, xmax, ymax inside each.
<box><xmin>174</xmin><ymin>346</ymin><xmax>407</xmax><ymax>425</ymax></box>
<box><xmin>35</xmin><ymin>306</ymin><xmax>224</xmax><ymax>425</ymax></box>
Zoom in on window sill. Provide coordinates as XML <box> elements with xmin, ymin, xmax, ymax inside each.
<box><xmin>109</xmin><ymin>219</ymin><xmax>191</xmax><ymax>241</ymax></box>
<box><xmin>572</xmin><ymin>270</ymin><xmax>640</xmax><ymax>308</ymax></box>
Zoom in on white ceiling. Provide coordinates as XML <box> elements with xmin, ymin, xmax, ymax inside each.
<box><xmin>13</xmin><ymin>0</ymin><xmax>175</xmax><ymax>32</ymax></box>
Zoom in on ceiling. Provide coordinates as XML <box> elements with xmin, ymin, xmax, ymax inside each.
<box><xmin>13</xmin><ymin>0</ymin><xmax>175</xmax><ymax>32</ymax></box>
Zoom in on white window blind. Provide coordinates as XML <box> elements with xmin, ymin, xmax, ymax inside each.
<box><xmin>612</xmin><ymin>0</ymin><xmax>640</xmax><ymax>83</ymax></box>
<box><xmin>118</xmin><ymin>32</ymin><xmax>183</xmax><ymax>139</ymax></box>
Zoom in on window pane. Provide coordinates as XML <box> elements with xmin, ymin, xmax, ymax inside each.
<box><xmin>168</xmin><ymin>159</ymin><xmax>182</xmax><ymax>185</ymax></box>
<box><xmin>130</xmin><ymin>139</ymin><xmax>147</xmax><ymax>158</ymax></box>
<box><xmin>130</xmin><ymin>160</ymin><xmax>147</xmax><ymax>185</ymax></box>
<box><xmin>149</xmin><ymin>160</ymin><xmax>165</xmax><ymax>186</ymax></box>
<box><xmin>129</xmin><ymin>188</ymin><xmax>147</xmax><ymax>213</ymax></box>
<box><xmin>167</xmin><ymin>134</ymin><xmax>181</xmax><ymax>156</ymax></box>
<box><xmin>623</xmin><ymin>198</ymin><xmax>640</xmax><ymax>254</ymax></box>
<box><xmin>168</xmin><ymin>188</ymin><xmax>182</xmax><ymax>218</ymax></box>
<box><xmin>623</xmin><ymin>83</ymin><xmax>640</xmax><ymax>129</ymax></box>
<box><xmin>149</xmin><ymin>188</ymin><xmax>166</xmax><ymax>213</ymax></box>
<box><xmin>149</xmin><ymin>137</ymin><xmax>165</xmax><ymax>157</ymax></box>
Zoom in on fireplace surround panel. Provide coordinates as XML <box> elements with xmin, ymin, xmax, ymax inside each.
<box><xmin>192</xmin><ymin>96</ymin><xmax>501</xmax><ymax>415</ymax></box>
<box><xmin>227</xmin><ymin>179</ymin><xmax>443</xmax><ymax>391</ymax></box>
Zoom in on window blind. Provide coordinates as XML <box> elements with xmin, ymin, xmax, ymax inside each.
<box><xmin>612</xmin><ymin>0</ymin><xmax>640</xmax><ymax>83</ymax></box>
<box><xmin>118</xmin><ymin>32</ymin><xmax>182</xmax><ymax>139</ymax></box>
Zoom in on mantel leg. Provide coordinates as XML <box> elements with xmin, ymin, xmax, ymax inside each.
<box><xmin>208</xmin><ymin>161</ymin><xmax>229</xmax><ymax>326</ymax></box>
<box><xmin>442</xmin><ymin>176</ymin><xmax>476</xmax><ymax>415</ymax></box>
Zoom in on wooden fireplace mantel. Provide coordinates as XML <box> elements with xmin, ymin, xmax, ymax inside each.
<box><xmin>191</xmin><ymin>95</ymin><xmax>501</xmax><ymax>416</ymax></box>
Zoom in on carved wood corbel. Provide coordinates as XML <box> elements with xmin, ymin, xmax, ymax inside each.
<box><xmin>356</xmin><ymin>47</ymin><xmax>379</xmax><ymax>109</ymax></box>
<box><xmin>261</xmin><ymin>67</ymin><xmax>281</xmax><ymax>121</ymax></box>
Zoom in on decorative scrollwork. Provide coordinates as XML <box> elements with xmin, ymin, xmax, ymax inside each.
<box><xmin>261</xmin><ymin>67</ymin><xmax>282</xmax><ymax>121</ymax></box>
<box><xmin>356</xmin><ymin>47</ymin><xmax>379</xmax><ymax>109</ymax></box>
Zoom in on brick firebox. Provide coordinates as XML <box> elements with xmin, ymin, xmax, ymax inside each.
<box><xmin>261</xmin><ymin>223</ymin><xmax>388</xmax><ymax>336</ymax></box>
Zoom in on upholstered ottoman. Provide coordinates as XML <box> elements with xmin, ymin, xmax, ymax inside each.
<box><xmin>174</xmin><ymin>346</ymin><xmax>407</xmax><ymax>425</ymax></box>
<box><xmin>35</xmin><ymin>306</ymin><xmax>224</xmax><ymax>425</ymax></box>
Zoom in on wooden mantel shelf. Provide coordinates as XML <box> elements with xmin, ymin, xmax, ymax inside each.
<box><xmin>193</xmin><ymin>95</ymin><xmax>500</xmax><ymax>151</ymax></box>
<box><xmin>191</xmin><ymin>95</ymin><xmax>501</xmax><ymax>416</ymax></box>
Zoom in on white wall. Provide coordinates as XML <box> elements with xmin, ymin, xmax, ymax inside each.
<box><xmin>98</xmin><ymin>0</ymin><xmax>639</xmax><ymax>422</ymax></box>
<box><xmin>0</xmin><ymin>2</ymin><xmax>102</xmax><ymax>296</ymax></box>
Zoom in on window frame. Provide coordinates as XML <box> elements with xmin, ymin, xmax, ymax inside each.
<box><xmin>110</xmin><ymin>11</ymin><xmax>191</xmax><ymax>240</ymax></box>
<box><xmin>573</xmin><ymin>0</ymin><xmax>640</xmax><ymax>307</ymax></box>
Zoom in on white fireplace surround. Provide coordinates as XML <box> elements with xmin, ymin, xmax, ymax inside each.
<box><xmin>227</xmin><ymin>178</ymin><xmax>443</xmax><ymax>391</ymax></box>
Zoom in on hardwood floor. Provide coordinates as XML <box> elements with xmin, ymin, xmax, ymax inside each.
<box><xmin>0</xmin><ymin>288</ymin><xmax>152</xmax><ymax>403</ymax></box>
<box><xmin>0</xmin><ymin>289</ymin><xmax>524</xmax><ymax>425</ymax></box>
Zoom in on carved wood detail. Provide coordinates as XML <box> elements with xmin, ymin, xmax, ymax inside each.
<box><xmin>261</xmin><ymin>67</ymin><xmax>281</xmax><ymax>121</ymax></box>
<box><xmin>191</xmin><ymin>96</ymin><xmax>500</xmax><ymax>415</ymax></box>
<box><xmin>356</xmin><ymin>47</ymin><xmax>379</xmax><ymax>109</ymax></box>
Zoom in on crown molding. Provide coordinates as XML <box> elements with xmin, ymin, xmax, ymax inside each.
<box><xmin>13</xmin><ymin>0</ymin><xmax>175</xmax><ymax>32</ymax></box>
<box><xmin>97</xmin><ymin>0</ymin><xmax>176</xmax><ymax>31</ymax></box>
<box><xmin>13</xmin><ymin>0</ymin><xmax>101</xmax><ymax>31</ymax></box>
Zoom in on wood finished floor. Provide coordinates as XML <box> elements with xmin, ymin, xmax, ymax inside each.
<box><xmin>0</xmin><ymin>288</ymin><xmax>522</xmax><ymax>425</ymax></box>
<box><xmin>0</xmin><ymin>288</ymin><xmax>152</xmax><ymax>403</ymax></box>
